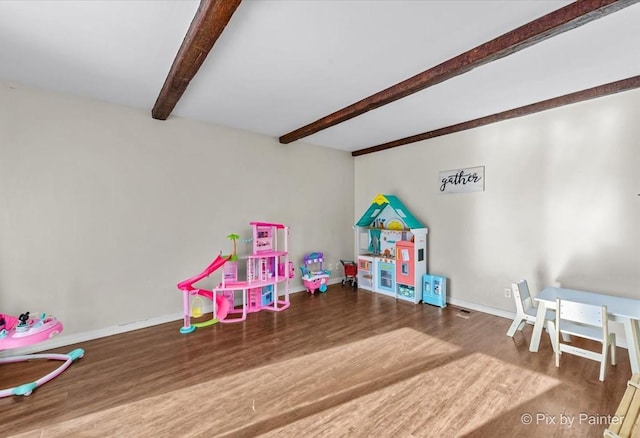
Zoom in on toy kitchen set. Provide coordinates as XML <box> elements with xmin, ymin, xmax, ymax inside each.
<box><xmin>355</xmin><ymin>194</ymin><xmax>428</xmax><ymax>304</ymax></box>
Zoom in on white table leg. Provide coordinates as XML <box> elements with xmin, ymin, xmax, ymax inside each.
<box><xmin>623</xmin><ymin>318</ymin><xmax>640</xmax><ymax>374</ymax></box>
<box><xmin>529</xmin><ymin>302</ymin><xmax>548</xmax><ymax>352</ymax></box>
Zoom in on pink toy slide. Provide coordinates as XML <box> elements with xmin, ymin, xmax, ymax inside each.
<box><xmin>178</xmin><ymin>254</ymin><xmax>232</xmax><ymax>333</ymax></box>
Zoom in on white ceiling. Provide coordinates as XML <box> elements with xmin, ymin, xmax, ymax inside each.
<box><xmin>1</xmin><ymin>1</ymin><xmax>639</xmax><ymax>153</ymax></box>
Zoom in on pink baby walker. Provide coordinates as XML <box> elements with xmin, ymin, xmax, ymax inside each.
<box><xmin>300</xmin><ymin>252</ymin><xmax>331</xmax><ymax>294</ymax></box>
<box><xmin>0</xmin><ymin>311</ymin><xmax>84</xmax><ymax>397</ymax></box>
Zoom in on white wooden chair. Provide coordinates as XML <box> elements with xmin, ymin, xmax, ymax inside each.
<box><xmin>506</xmin><ymin>280</ymin><xmax>560</xmax><ymax>352</ymax></box>
<box><xmin>555</xmin><ymin>298</ymin><xmax>616</xmax><ymax>382</ymax></box>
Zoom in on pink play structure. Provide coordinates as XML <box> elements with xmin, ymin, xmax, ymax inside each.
<box><xmin>177</xmin><ymin>254</ymin><xmax>233</xmax><ymax>326</ymax></box>
<box><xmin>178</xmin><ymin>221</ymin><xmax>294</xmax><ymax>333</ymax></box>
<box><xmin>0</xmin><ymin>312</ymin><xmax>84</xmax><ymax>397</ymax></box>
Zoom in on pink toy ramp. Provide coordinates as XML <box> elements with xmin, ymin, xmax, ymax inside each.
<box><xmin>177</xmin><ymin>254</ymin><xmax>231</xmax><ymax>291</ymax></box>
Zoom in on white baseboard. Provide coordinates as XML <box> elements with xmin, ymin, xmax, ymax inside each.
<box><xmin>0</xmin><ymin>312</ymin><xmax>186</xmax><ymax>357</ymax></box>
<box><xmin>447</xmin><ymin>297</ymin><xmax>516</xmax><ymax>320</ymax></box>
<box><xmin>10</xmin><ymin>282</ymin><xmax>626</xmax><ymax>357</ymax></box>
<box><xmin>0</xmin><ymin>282</ymin><xmax>337</xmax><ymax>357</ymax></box>
<box><xmin>446</xmin><ymin>297</ymin><xmax>630</xmax><ymax>349</ymax></box>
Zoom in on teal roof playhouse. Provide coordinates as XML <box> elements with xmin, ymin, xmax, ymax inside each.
<box><xmin>355</xmin><ymin>194</ymin><xmax>433</xmax><ymax>305</ymax></box>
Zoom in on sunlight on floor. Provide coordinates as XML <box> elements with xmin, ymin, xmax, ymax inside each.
<box><xmin>263</xmin><ymin>351</ymin><xmax>561</xmax><ymax>437</ymax></box>
<box><xmin>8</xmin><ymin>328</ymin><xmax>563</xmax><ymax>437</ymax></box>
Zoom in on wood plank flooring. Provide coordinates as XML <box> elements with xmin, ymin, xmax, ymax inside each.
<box><xmin>0</xmin><ymin>285</ymin><xmax>631</xmax><ymax>437</ymax></box>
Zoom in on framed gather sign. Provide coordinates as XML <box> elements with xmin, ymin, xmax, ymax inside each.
<box><xmin>439</xmin><ymin>166</ymin><xmax>484</xmax><ymax>194</ymax></box>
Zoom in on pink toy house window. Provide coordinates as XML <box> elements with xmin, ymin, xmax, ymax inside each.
<box><xmin>224</xmin><ymin>262</ymin><xmax>238</xmax><ymax>281</ymax></box>
<box><xmin>255</xmin><ymin>226</ymin><xmax>273</xmax><ymax>252</ymax></box>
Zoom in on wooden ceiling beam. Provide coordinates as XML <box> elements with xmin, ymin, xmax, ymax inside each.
<box><xmin>352</xmin><ymin>76</ymin><xmax>640</xmax><ymax>156</ymax></box>
<box><xmin>280</xmin><ymin>0</ymin><xmax>639</xmax><ymax>144</ymax></box>
<box><xmin>152</xmin><ymin>0</ymin><xmax>242</xmax><ymax>121</ymax></box>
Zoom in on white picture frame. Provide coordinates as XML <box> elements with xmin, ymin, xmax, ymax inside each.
<box><xmin>439</xmin><ymin>166</ymin><xmax>484</xmax><ymax>194</ymax></box>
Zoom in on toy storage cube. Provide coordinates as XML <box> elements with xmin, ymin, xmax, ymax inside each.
<box><xmin>397</xmin><ymin>284</ymin><xmax>416</xmax><ymax>302</ymax></box>
<box><xmin>357</xmin><ymin>256</ymin><xmax>374</xmax><ymax>291</ymax></box>
<box><xmin>423</xmin><ymin>274</ymin><xmax>447</xmax><ymax>308</ymax></box>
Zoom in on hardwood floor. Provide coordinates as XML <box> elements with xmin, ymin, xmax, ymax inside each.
<box><xmin>0</xmin><ymin>285</ymin><xmax>630</xmax><ymax>437</ymax></box>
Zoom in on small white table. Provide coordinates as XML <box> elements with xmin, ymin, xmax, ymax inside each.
<box><xmin>529</xmin><ymin>287</ymin><xmax>640</xmax><ymax>374</ymax></box>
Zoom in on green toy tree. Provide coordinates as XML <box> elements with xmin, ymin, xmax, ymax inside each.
<box><xmin>226</xmin><ymin>233</ymin><xmax>240</xmax><ymax>260</ymax></box>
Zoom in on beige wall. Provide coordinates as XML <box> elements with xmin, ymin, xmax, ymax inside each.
<box><xmin>355</xmin><ymin>88</ymin><xmax>640</xmax><ymax>314</ymax></box>
<box><xmin>0</xmin><ymin>81</ymin><xmax>354</xmax><ymax>343</ymax></box>
<box><xmin>3</xmin><ymin>79</ymin><xmax>638</xmax><ymax>349</ymax></box>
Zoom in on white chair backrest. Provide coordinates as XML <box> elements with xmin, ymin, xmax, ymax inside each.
<box><xmin>512</xmin><ymin>280</ymin><xmax>533</xmax><ymax>312</ymax></box>
<box><xmin>557</xmin><ymin>298</ymin><xmax>605</xmax><ymax>327</ymax></box>
<box><xmin>555</xmin><ymin>298</ymin><xmax>613</xmax><ymax>381</ymax></box>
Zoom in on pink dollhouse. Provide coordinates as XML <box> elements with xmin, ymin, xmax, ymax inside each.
<box><xmin>178</xmin><ymin>221</ymin><xmax>293</xmax><ymax>333</ymax></box>
<box><xmin>355</xmin><ymin>194</ymin><xmax>428</xmax><ymax>304</ymax></box>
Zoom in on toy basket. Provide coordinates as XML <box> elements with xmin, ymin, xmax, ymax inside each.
<box><xmin>340</xmin><ymin>259</ymin><xmax>358</xmax><ymax>288</ymax></box>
